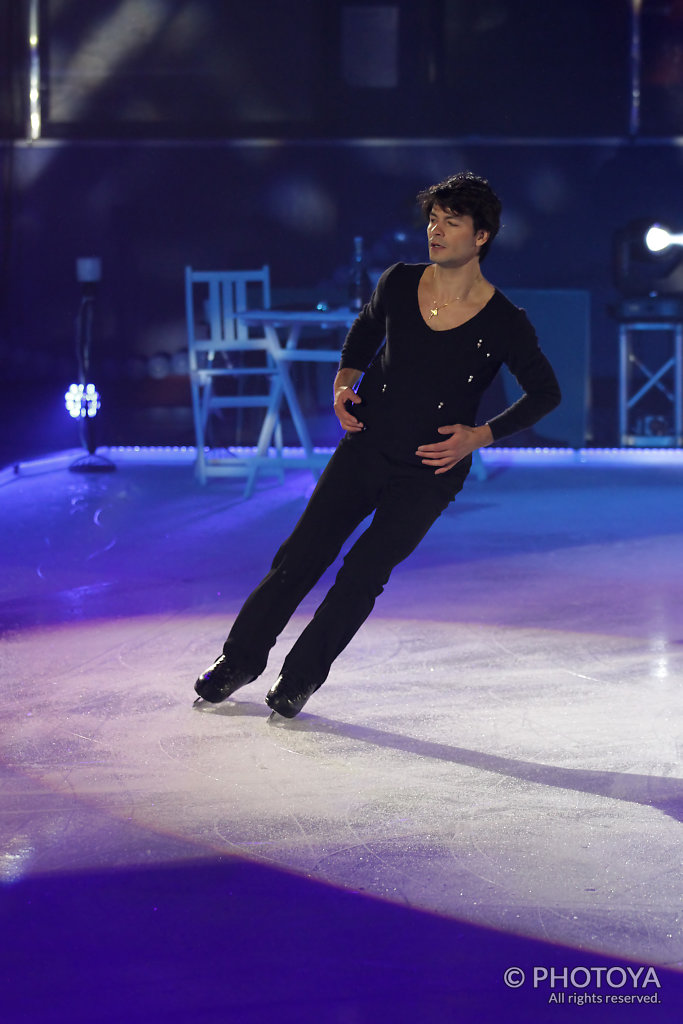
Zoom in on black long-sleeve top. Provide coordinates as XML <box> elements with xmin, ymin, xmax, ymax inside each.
<box><xmin>339</xmin><ymin>262</ymin><xmax>561</xmax><ymax>465</ymax></box>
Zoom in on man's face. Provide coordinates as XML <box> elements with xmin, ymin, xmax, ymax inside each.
<box><xmin>427</xmin><ymin>204</ymin><xmax>488</xmax><ymax>267</ymax></box>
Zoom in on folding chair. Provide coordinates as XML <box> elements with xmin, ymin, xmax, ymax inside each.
<box><xmin>185</xmin><ymin>266</ymin><xmax>286</xmax><ymax>496</ymax></box>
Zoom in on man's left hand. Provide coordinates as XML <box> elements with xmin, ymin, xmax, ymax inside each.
<box><xmin>416</xmin><ymin>423</ymin><xmax>493</xmax><ymax>475</ymax></box>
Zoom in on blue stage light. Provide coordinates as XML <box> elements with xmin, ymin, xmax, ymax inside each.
<box><xmin>65</xmin><ymin>383</ymin><xmax>101</xmax><ymax>419</ymax></box>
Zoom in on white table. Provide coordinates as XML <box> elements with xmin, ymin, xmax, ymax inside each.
<box><xmin>234</xmin><ymin>308</ymin><xmax>358</xmax><ymax>493</ymax></box>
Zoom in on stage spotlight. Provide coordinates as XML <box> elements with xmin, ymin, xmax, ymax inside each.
<box><xmin>65</xmin><ymin>382</ymin><xmax>101</xmax><ymax>419</ymax></box>
<box><xmin>645</xmin><ymin>224</ymin><xmax>683</xmax><ymax>253</ymax></box>
<box><xmin>613</xmin><ymin>219</ymin><xmax>683</xmax><ymax>298</ymax></box>
<box><xmin>69</xmin><ymin>257</ymin><xmax>115</xmax><ymax>473</ymax></box>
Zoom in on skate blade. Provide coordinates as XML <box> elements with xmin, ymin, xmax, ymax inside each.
<box><xmin>267</xmin><ymin>710</ymin><xmax>288</xmax><ymax>724</ymax></box>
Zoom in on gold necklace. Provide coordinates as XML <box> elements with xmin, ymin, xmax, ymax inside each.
<box><xmin>428</xmin><ymin>299</ymin><xmax>456</xmax><ymax>320</ymax></box>
<box><xmin>428</xmin><ymin>267</ymin><xmax>478</xmax><ymax>319</ymax></box>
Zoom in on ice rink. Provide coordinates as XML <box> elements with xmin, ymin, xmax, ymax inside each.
<box><xmin>2</xmin><ymin>446</ymin><xmax>682</xmax><ymax>1022</ymax></box>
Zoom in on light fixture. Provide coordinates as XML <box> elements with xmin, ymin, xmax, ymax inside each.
<box><xmin>69</xmin><ymin>258</ymin><xmax>115</xmax><ymax>472</ymax></box>
<box><xmin>65</xmin><ymin>383</ymin><xmax>101</xmax><ymax>419</ymax></box>
<box><xmin>28</xmin><ymin>0</ymin><xmax>41</xmax><ymax>141</ymax></box>
<box><xmin>613</xmin><ymin>219</ymin><xmax>683</xmax><ymax>298</ymax></box>
<box><xmin>645</xmin><ymin>224</ymin><xmax>683</xmax><ymax>253</ymax></box>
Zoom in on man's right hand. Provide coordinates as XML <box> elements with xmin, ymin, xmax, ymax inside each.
<box><xmin>334</xmin><ymin>386</ymin><xmax>364</xmax><ymax>432</ymax></box>
<box><xmin>333</xmin><ymin>368</ymin><xmax>364</xmax><ymax>432</ymax></box>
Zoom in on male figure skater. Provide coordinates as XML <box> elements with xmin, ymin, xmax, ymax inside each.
<box><xmin>193</xmin><ymin>171</ymin><xmax>561</xmax><ymax>718</ymax></box>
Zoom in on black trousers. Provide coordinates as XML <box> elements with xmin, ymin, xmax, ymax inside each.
<box><xmin>223</xmin><ymin>437</ymin><xmax>468</xmax><ymax>690</ymax></box>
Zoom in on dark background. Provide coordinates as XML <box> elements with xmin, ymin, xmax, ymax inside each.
<box><xmin>2</xmin><ymin>0</ymin><xmax>683</xmax><ymax>462</ymax></box>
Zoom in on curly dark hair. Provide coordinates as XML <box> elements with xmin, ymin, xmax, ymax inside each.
<box><xmin>416</xmin><ymin>171</ymin><xmax>502</xmax><ymax>261</ymax></box>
